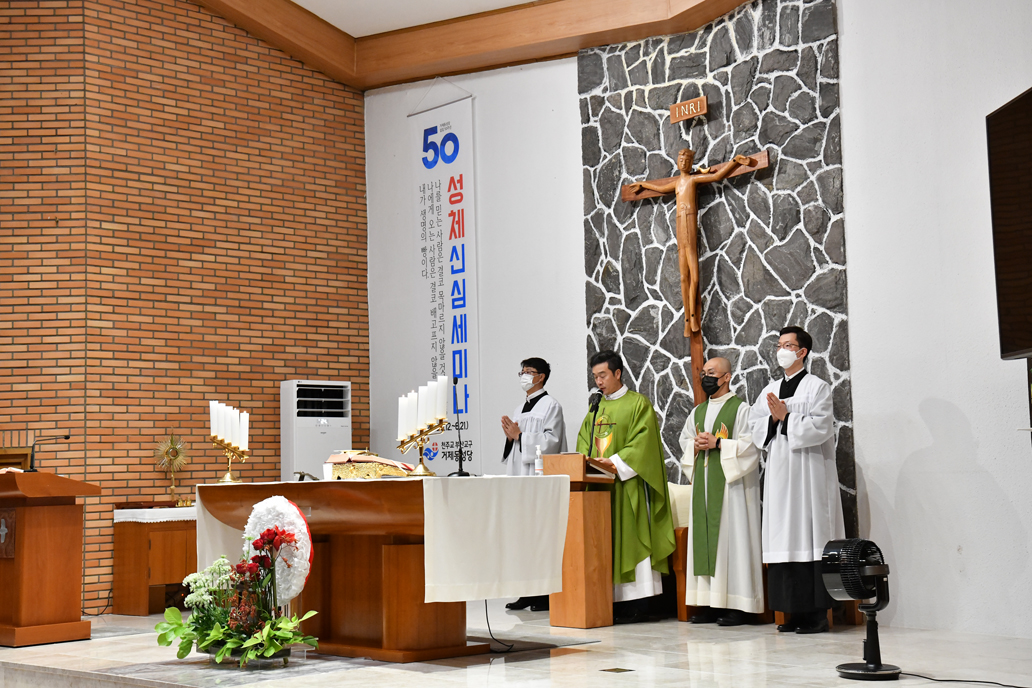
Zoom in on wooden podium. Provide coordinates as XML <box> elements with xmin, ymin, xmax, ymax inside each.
<box><xmin>0</xmin><ymin>471</ymin><xmax>101</xmax><ymax>647</ymax></box>
<box><xmin>543</xmin><ymin>453</ymin><xmax>614</xmax><ymax>629</ymax></box>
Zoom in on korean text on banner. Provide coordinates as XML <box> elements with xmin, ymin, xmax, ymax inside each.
<box><xmin>410</xmin><ymin>97</ymin><xmax>479</xmax><ymax>473</ymax></box>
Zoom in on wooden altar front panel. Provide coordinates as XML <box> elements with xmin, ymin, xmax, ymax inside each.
<box><xmin>113</xmin><ymin>519</ymin><xmax>197</xmax><ymax>616</ymax></box>
<box><xmin>198</xmin><ymin>482</ymin><xmax>488</xmax><ymax>663</ymax></box>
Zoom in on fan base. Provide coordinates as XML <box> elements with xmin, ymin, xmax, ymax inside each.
<box><xmin>836</xmin><ymin>662</ymin><xmax>901</xmax><ymax>681</ymax></box>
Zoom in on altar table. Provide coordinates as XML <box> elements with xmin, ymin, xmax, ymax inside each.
<box><xmin>196</xmin><ymin>476</ymin><xmax>569</xmax><ymax>662</ymax></box>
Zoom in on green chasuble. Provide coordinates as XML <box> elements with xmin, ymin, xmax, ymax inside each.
<box><xmin>576</xmin><ymin>389</ymin><xmax>676</xmax><ymax>585</ymax></box>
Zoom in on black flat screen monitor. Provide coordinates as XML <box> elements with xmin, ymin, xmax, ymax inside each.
<box><xmin>987</xmin><ymin>85</ymin><xmax>1032</xmax><ymax>360</ymax></box>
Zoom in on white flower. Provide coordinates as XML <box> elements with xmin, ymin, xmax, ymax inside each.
<box><xmin>242</xmin><ymin>496</ymin><xmax>313</xmax><ymax>606</ymax></box>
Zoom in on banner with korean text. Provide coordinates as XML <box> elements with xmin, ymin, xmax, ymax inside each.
<box><xmin>409</xmin><ymin>96</ymin><xmax>480</xmax><ymax>473</ymax></box>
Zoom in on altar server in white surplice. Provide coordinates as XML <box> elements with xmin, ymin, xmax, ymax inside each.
<box><xmin>678</xmin><ymin>357</ymin><xmax>763</xmax><ymax>627</ymax></box>
<box><xmin>750</xmin><ymin>326</ymin><xmax>844</xmax><ymax>635</ymax></box>
<box><xmin>500</xmin><ymin>357</ymin><xmax>567</xmax><ymax>477</ymax></box>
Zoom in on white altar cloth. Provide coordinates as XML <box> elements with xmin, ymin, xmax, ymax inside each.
<box><xmin>113</xmin><ymin>506</ymin><xmax>196</xmax><ymax>523</ymax></box>
<box><xmin>194</xmin><ymin>476</ymin><xmax>570</xmax><ymax>603</ymax></box>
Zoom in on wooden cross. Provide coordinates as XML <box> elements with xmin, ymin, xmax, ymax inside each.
<box><xmin>621</xmin><ymin>148</ymin><xmax>769</xmax><ymax>403</ymax></box>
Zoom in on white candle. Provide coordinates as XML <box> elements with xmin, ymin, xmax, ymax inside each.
<box><xmin>232</xmin><ymin>407</ymin><xmax>241</xmax><ymax>447</ymax></box>
<box><xmin>397</xmin><ymin>395</ymin><xmax>407</xmax><ymax>440</ymax></box>
<box><xmin>426</xmin><ymin>380</ymin><xmax>438</xmax><ymax>422</ymax></box>
<box><xmin>406</xmin><ymin>391</ymin><xmax>418</xmax><ymax>436</ymax></box>
<box><xmin>209</xmin><ymin>400</ymin><xmax>217</xmax><ymax>437</ymax></box>
<box><xmin>436</xmin><ymin>375</ymin><xmax>448</xmax><ymax>418</ymax></box>
<box><xmin>417</xmin><ymin>385</ymin><xmax>429</xmax><ymax>429</ymax></box>
<box><xmin>240</xmin><ymin>411</ymin><xmax>249</xmax><ymax>452</ymax></box>
<box><xmin>215</xmin><ymin>402</ymin><xmax>224</xmax><ymax>441</ymax></box>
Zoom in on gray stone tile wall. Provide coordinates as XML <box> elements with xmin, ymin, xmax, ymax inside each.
<box><xmin>579</xmin><ymin>0</ymin><xmax>856</xmax><ymax>535</ymax></box>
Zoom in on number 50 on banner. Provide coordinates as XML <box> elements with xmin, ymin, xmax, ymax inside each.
<box><xmin>422</xmin><ymin>126</ymin><xmax>460</xmax><ymax>169</ymax></box>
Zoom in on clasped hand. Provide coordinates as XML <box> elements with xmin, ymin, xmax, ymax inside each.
<box><xmin>500</xmin><ymin>415</ymin><xmax>521</xmax><ymax>440</ymax></box>
<box><xmin>766</xmin><ymin>393</ymin><xmax>788</xmax><ymax>421</ymax></box>
<box><xmin>694</xmin><ymin>432</ymin><xmax>719</xmax><ymax>451</ymax></box>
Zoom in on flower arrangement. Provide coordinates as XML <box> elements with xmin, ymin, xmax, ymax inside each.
<box><xmin>156</xmin><ymin>497</ymin><xmax>317</xmax><ymax>667</ymax></box>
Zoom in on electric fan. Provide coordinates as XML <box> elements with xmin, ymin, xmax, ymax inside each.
<box><xmin>822</xmin><ymin>539</ymin><xmax>901</xmax><ymax>681</ymax></box>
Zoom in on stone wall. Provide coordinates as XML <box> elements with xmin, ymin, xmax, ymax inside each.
<box><xmin>578</xmin><ymin>0</ymin><xmax>856</xmax><ymax>534</ymax></box>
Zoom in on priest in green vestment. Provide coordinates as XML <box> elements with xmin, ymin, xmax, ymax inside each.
<box><xmin>576</xmin><ymin>350</ymin><xmax>675</xmax><ymax>623</ymax></box>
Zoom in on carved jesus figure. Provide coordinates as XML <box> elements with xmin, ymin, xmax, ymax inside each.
<box><xmin>628</xmin><ymin>149</ymin><xmax>754</xmax><ymax>335</ymax></box>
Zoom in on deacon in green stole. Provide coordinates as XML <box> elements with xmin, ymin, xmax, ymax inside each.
<box><xmin>576</xmin><ymin>351</ymin><xmax>675</xmax><ymax>621</ymax></box>
<box><xmin>678</xmin><ymin>357</ymin><xmax>763</xmax><ymax>626</ymax></box>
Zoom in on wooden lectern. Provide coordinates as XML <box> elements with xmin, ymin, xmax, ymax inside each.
<box><xmin>0</xmin><ymin>471</ymin><xmax>101</xmax><ymax>647</ymax></box>
<box><xmin>543</xmin><ymin>453</ymin><xmax>614</xmax><ymax>629</ymax></box>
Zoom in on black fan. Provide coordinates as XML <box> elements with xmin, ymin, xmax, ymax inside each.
<box><xmin>822</xmin><ymin>539</ymin><xmax>901</xmax><ymax>681</ymax></box>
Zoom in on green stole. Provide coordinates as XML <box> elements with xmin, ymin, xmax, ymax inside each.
<box><xmin>691</xmin><ymin>395</ymin><xmax>743</xmax><ymax>577</ymax></box>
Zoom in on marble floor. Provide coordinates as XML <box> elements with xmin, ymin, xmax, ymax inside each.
<box><xmin>2</xmin><ymin>601</ymin><xmax>1031</xmax><ymax>688</ymax></box>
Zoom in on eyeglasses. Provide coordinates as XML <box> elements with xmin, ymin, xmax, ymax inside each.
<box><xmin>518</xmin><ymin>370</ymin><xmax>540</xmax><ymax>377</ymax></box>
<box><xmin>776</xmin><ymin>343</ymin><xmax>800</xmax><ymax>350</ymax></box>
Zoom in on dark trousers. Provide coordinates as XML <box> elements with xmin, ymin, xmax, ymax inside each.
<box><xmin>768</xmin><ymin>561</ymin><xmax>833</xmax><ymax>614</ymax></box>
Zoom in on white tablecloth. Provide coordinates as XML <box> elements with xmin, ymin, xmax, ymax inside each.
<box><xmin>113</xmin><ymin>506</ymin><xmax>197</xmax><ymax>523</ymax></box>
<box><xmin>195</xmin><ymin>476</ymin><xmax>570</xmax><ymax>603</ymax></box>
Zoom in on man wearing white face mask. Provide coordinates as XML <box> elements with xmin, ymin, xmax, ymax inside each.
<box><xmin>501</xmin><ymin>357</ymin><xmax>567</xmax><ymax>612</ymax></box>
<box><xmin>749</xmin><ymin>326</ymin><xmax>844</xmax><ymax>634</ymax></box>
<box><xmin>501</xmin><ymin>358</ymin><xmax>567</xmax><ymax>477</ymax></box>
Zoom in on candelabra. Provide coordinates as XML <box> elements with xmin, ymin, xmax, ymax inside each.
<box><xmin>397</xmin><ymin>418</ymin><xmax>447</xmax><ymax>477</ymax></box>
<box><xmin>211</xmin><ymin>435</ymin><xmax>248</xmax><ymax>483</ymax></box>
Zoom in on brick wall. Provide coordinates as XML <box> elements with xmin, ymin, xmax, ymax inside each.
<box><xmin>1</xmin><ymin>0</ymin><xmax>367</xmax><ymax>612</ymax></box>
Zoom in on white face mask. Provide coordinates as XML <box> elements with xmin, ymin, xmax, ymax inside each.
<box><xmin>520</xmin><ymin>374</ymin><xmax>537</xmax><ymax>392</ymax></box>
<box><xmin>777</xmin><ymin>348</ymin><xmax>800</xmax><ymax>369</ymax></box>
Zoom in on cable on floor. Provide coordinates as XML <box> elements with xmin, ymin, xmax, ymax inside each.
<box><xmin>901</xmin><ymin>672</ymin><xmax>1032</xmax><ymax>688</ymax></box>
<box><xmin>484</xmin><ymin>600</ymin><xmax>515</xmax><ymax>653</ymax></box>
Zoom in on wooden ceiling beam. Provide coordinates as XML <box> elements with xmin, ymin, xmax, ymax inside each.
<box><xmin>192</xmin><ymin>0</ymin><xmax>359</xmax><ymax>87</ymax></box>
<box><xmin>191</xmin><ymin>0</ymin><xmax>751</xmax><ymax>91</ymax></box>
<box><xmin>354</xmin><ymin>0</ymin><xmax>750</xmax><ymax>89</ymax></box>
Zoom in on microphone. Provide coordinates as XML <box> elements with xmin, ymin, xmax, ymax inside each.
<box><xmin>587</xmin><ymin>389</ymin><xmax>602</xmax><ymax>458</ymax></box>
<box><xmin>28</xmin><ymin>434</ymin><xmax>71</xmax><ymax>472</ymax></box>
<box><xmin>449</xmin><ymin>376</ymin><xmax>469</xmax><ymax>477</ymax></box>
<box><xmin>589</xmin><ymin>392</ymin><xmax>602</xmax><ymax>412</ymax></box>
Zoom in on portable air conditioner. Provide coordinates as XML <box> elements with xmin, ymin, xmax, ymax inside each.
<box><xmin>280</xmin><ymin>380</ymin><xmax>352</xmax><ymax>481</ymax></box>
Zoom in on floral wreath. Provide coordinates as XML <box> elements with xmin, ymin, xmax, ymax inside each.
<box><xmin>242</xmin><ymin>496</ymin><xmax>313</xmax><ymax>606</ymax></box>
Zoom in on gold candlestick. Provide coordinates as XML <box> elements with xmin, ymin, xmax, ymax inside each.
<box><xmin>397</xmin><ymin>417</ymin><xmax>448</xmax><ymax>477</ymax></box>
<box><xmin>211</xmin><ymin>435</ymin><xmax>248</xmax><ymax>483</ymax></box>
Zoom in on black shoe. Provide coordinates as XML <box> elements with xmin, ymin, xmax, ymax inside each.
<box><xmin>505</xmin><ymin>597</ymin><xmax>532</xmax><ymax>610</ymax></box>
<box><xmin>715</xmin><ymin>609</ymin><xmax>748</xmax><ymax>626</ymax></box>
<box><xmin>689</xmin><ymin>607</ymin><xmax>718</xmax><ymax>624</ymax></box>
<box><xmin>795</xmin><ymin>615</ymin><xmax>830</xmax><ymax>634</ymax></box>
<box><xmin>614</xmin><ymin>611</ymin><xmax>650</xmax><ymax>624</ymax></box>
<box><xmin>776</xmin><ymin>618</ymin><xmax>799</xmax><ymax>632</ymax></box>
<box><xmin>529</xmin><ymin>602</ymin><xmax>550</xmax><ymax>612</ymax></box>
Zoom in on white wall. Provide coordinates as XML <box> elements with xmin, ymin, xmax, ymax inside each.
<box><xmin>838</xmin><ymin>0</ymin><xmax>1032</xmax><ymax>636</ymax></box>
<box><xmin>366</xmin><ymin>60</ymin><xmax>586</xmax><ymax>474</ymax></box>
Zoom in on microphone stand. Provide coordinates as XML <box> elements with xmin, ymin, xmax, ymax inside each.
<box><xmin>587</xmin><ymin>394</ymin><xmax>602</xmax><ymax>459</ymax></box>
<box><xmin>27</xmin><ymin>434</ymin><xmax>71</xmax><ymax>472</ymax></box>
<box><xmin>448</xmin><ymin>376</ymin><xmax>470</xmax><ymax>477</ymax></box>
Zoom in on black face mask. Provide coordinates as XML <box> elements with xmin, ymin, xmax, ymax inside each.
<box><xmin>700</xmin><ymin>374</ymin><xmax>723</xmax><ymax>396</ymax></box>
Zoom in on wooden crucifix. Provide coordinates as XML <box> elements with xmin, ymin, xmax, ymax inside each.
<box><xmin>621</xmin><ymin>148</ymin><xmax>769</xmax><ymax>403</ymax></box>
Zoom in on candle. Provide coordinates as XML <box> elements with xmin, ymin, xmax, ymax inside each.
<box><xmin>232</xmin><ymin>407</ymin><xmax>240</xmax><ymax>447</ymax></box>
<box><xmin>397</xmin><ymin>395</ymin><xmax>407</xmax><ymax>440</ymax></box>
<box><xmin>240</xmin><ymin>411</ymin><xmax>249</xmax><ymax>452</ymax></box>
<box><xmin>417</xmin><ymin>385</ymin><xmax>428</xmax><ymax>429</ymax></box>
<box><xmin>436</xmin><ymin>375</ymin><xmax>448</xmax><ymax>418</ymax></box>
<box><xmin>209</xmin><ymin>400</ymin><xmax>217</xmax><ymax>437</ymax></box>
<box><xmin>426</xmin><ymin>379</ymin><xmax>438</xmax><ymax>422</ymax></box>
<box><xmin>406</xmin><ymin>391</ymin><xmax>418</xmax><ymax>436</ymax></box>
<box><xmin>214</xmin><ymin>402</ymin><xmax>223</xmax><ymax>441</ymax></box>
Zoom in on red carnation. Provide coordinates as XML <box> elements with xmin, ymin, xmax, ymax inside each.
<box><xmin>253</xmin><ymin>538</ymin><xmax>263</xmax><ymax>549</ymax></box>
<box><xmin>250</xmin><ymin>555</ymin><xmax>261</xmax><ymax>564</ymax></box>
<box><xmin>261</xmin><ymin>555</ymin><xmax>272</xmax><ymax>568</ymax></box>
<box><xmin>246</xmin><ymin>562</ymin><xmax>259</xmax><ymax>575</ymax></box>
<box><xmin>235</xmin><ymin>562</ymin><xmax>246</xmax><ymax>574</ymax></box>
